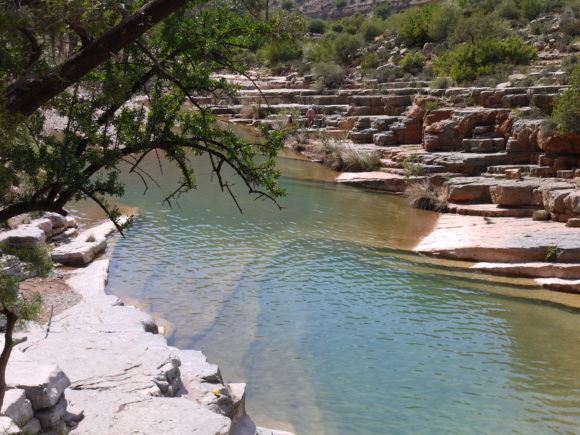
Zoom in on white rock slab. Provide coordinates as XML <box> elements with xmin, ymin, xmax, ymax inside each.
<box><xmin>1</xmin><ymin>388</ymin><xmax>33</xmax><ymax>427</ymax></box>
<box><xmin>0</xmin><ymin>225</ymin><xmax>46</xmax><ymax>247</ymax></box>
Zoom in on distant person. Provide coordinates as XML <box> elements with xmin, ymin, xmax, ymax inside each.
<box><xmin>306</xmin><ymin>106</ymin><xmax>317</xmax><ymax>128</ymax></box>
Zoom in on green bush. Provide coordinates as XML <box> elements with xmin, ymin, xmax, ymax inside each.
<box><xmin>258</xmin><ymin>41</ymin><xmax>301</xmax><ymax>65</ymax></box>
<box><xmin>313</xmin><ymin>62</ymin><xmax>345</xmax><ymax>88</ymax></box>
<box><xmin>361</xmin><ymin>52</ymin><xmax>380</xmax><ymax>69</ymax></box>
<box><xmin>387</xmin><ymin>2</ymin><xmax>454</xmax><ymax>46</ymax></box>
<box><xmin>434</xmin><ymin>37</ymin><xmax>536</xmax><ymax>82</ymax></box>
<box><xmin>0</xmin><ymin>243</ymin><xmax>52</xmax><ymax>277</ymax></box>
<box><xmin>281</xmin><ymin>0</ymin><xmax>294</xmax><ymax>11</ymax></box>
<box><xmin>450</xmin><ymin>12</ymin><xmax>510</xmax><ymax>44</ymax></box>
<box><xmin>361</xmin><ymin>19</ymin><xmax>384</xmax><ymax>42</ymax></box>
<box><xmin>430</xmin><ymin>76</ymin><xmax>454</xmax><ymax>89</ymax></box>
<box><xmin>308</xmin><ymin>19</ymin><xmax>326</xmax><ymax>34</ymax></box>
<box><xmin>552</xmin><ymin>65</ymin><xmax>580</xmax><ymax>133</ymax></box>
<box><xmin>374</xmin><ymin>3</ymin><xmax>392</xmax><ymax>19</ymax></box>
<box><xmin>399</xmin><ymin>52</ymin><xmax>426</xmax><ymax>73</ymax></box>
<box><xmin>333</xmin><ymin>33</ymin><xmax>363</xmax><ymax>64</ymax></box>
<box><xmin>335</xmin><ymin>0</ymin><xmax>347</xmax><ymax>8</ymax></box>
<box><xmin>331</xmin><ymin>23</ymin><xmax>344</xmax><ymax>33</ymax></box>
<box><xmin>519</xmin><ymin>0</ymin><xmax>545</xmax><ymax>19</ymax></box>
<box><xmin>560</xmin><ymin>6</ymin><xmax>580</xmax><ymax>36</ymax></box>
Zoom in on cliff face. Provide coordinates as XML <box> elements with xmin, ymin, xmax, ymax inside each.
<box><xmin>272</xmin><ymin>0</ymin><xmax>432</xmax><ymax>19</ymax></box>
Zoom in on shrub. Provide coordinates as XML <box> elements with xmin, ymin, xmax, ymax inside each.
<box><xmin>560</xmin><ymin>6</ymin><xmax>580</xmax><ymax>36</ymax></box>
<box><xmin>361</xmin><ymin>19</ymin><xmax>384</xmax><ymax>42</ymax></box>
<box><xmin>335</xmin><ymin>0</ymin><xmax>347</xmax><ymax>8</ymax></box>
<box><xmin>316</xmin><ymin>141</ymin><xmax>381</xmax><ymax>171</ymax></box>
<box><xmin>450</xmin><ymin>12</ymin><xmax>510</xmax><ymax>44</ymax></box>
<box><xmin>333</xmin><ymin>33</ymin><xmax>363</xmax><ymax>64</ymax></box>
<box><xmin>399</xmin><ymin>52</ymin><xmax>426</xmax><ymax>73</ymax></box>
<box><xmin>430</xmin><ymin>76</ymin><xmax>453</xmax><ymax>89</ymax></box>
<box><xmin>427</xmin><ymin>2</ymin><xmax>461</xmax><ymax>42</ymax></box>
<box><xmin>387</xmin><ymin>2</ymin><xmax>455</xmax><ymax>46</ymax></box>
<box><xmin>303</xmin><ymin>37</ymin><xmax>335</xmax><ymax>63</ymax></box>
<box><xmin>498</xmin><ymin>0</ymin><xmax>521</xmax><ymax>19</ymax></box>
<box><xmin>308</xmin><ymin>19</ymin><xmax>326</xmax><ymax>34</ymax></box>
<box><xmin>519</xmin><ymin>0</ymin><xmax>545</xmax><ymax>20</ymax></box>
<box><xmin>281</xmin><ymin>0</ymin><xmax>294</xmax><ymax>11</ymax></box>
<box><xmin>374</xmin><ymin>3</ymin><xmax>392</xmax><ymax>19</ymax></box>
<box><xmin>0</xmin><ymin>243</ymin><xmax>52</xmax><ymax>277</ymax></box>
<box><xmin>361</xmin><ymin>52</ymin><xmax>380</xmax><ymax>69</ymax></box>
<box><xmin>258</xmin><ymin>41</ymin><xmax>301</xmax><ymax>65</ymax></box>
<box><xmin>313</xmin><ymin>62</ymin><xmax>345</xmax><ymax>88</ymax></box>
<box><xmin>375</xmin><ymin>65</ymin><xmax>403</xmax><ymax>82</ymax></box>
<box><xmin>434</xmin><ymin>37</ymin><xmax>536</xmax><ymax>82</ymax></box>
<box><xmin>551</xmin><ymin>65</ymin><xmax>580</xmax><ymax>133</ymax></box>
<box><xmin>331</xmin><ymin>23</ymin><xmax>344</xmax><ymax>33</ymax></box>
<box><xmin>406</xmin><ymin>181</ymin><xmax>448</xmax><ymax>211</ymax></box>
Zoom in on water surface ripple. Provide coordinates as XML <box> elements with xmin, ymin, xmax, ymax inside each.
<box><xmin>106</xmin><ymin>156</ymin><xmax>580</xmax><ymax>434</ymax></box>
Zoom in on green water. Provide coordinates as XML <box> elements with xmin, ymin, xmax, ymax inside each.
<box><xmin>105</xmin><ymin>154</ymin><xmax>580</xmax><ymax>434</ymax></box>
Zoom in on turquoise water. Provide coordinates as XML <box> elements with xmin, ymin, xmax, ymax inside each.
<box><xmin>105</xmin><ymin>155</ymin><xmax>580</xmax><ymax>434</ymax></box>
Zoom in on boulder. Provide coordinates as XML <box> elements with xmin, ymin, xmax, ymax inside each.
<box><xmin>566</xmin><ymin>218</ymin><xmax>580</xmax><ymax>228</ymax></box>
<box><xmin>35</xmin><ymin>394</ymin><xmax>67</xmax><ymax>429</ymax></box>
<box><xmin>1</xmin><ymin>389</ymin><xmax>34</xmax><ymax>427</ymax></box>
<box><xmin>533</xmin><ymin>210</ymin><xmax>551</xmax><ymax>221</ymax></box>
<box><xmin>489</xmin><ymin>182</ymin><xmax>542</xmax><ymax>206</ymax></box>
<box><xmin>0</xmin><ymin>225</ymin><xmax>46</xmax><ymax>247</ymax></box>
<box><xmin>51</xmin><ymin>238</ymin><xmax>107</xmax><ymax>266</ymax></box>
<box><xmin>0</xmin><ymin>417</ymin><xmax>19</xmax><ymax>434</ymax></box>
<box><xmin>21</xmin><ymin>418</ymin><xmax>41</xmax><ymax>434</ymax></box>
<box><xmin>7</xmin><ymin>361</ymin><xmax>71</xmax><ymax>410</ymax></box>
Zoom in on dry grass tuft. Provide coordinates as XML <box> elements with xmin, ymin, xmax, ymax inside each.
<box><xmin>315</xmin><ymin>140</ymin><xmax>382</xmax><ymax>172</ymax></box>
<box><xmin>406</xmin><ymin>181</ymin><xmax>448</xmax><ymax>211</ymax></box>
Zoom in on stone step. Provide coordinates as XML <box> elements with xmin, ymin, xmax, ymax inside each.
<box><xmin>472</xmin><ymin>125</ymin><xmax>494</xmax><ymax>135</ymax></box>
<box><xmin>446</xmin><ymin>203</ymin><xmax>537</xmax><ymax>217</ymax></box>
<box><xmin>486</xmin><ymin>164</ymin><xmax>539</xmax><ymax>175</ymax></box>
<box><xmin>462</xmin><ymin>138</ymin><xmax>506</xmax><ymax>153</ymax></box>
<box><xmin>530</xmin><ymin>166</ymin><xmax>557</xmax><ymax>178</ymax></box>
<box><xmin>336</xmin><ymin>172</ymin><xmax>423</xmax><ymax>192</ymax></box>
<box><xmin>473</xmin><ymin>262</ymin><xmax>580</xmax><ymax>280</ymax></box>
<box><xmin>536</xmin><ymin>278</ymin><xmax>580</xmax><ymax>294</ymax></box>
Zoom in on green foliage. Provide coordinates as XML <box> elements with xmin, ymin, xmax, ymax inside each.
<box><xmin>552</xmin><ymin>65</ymin><xmax>580</xmax><ymax>133</ymax></box>
<box><xmin>374</xmin><ymin>2</ymin><xmax>393</xmax><ymax>19</ymax></box>
<box><xmin>399</xmin><ymin>52</ymin><xmax>426</xmax><ymax>73</ymax></box>
<box><xmin>313</xmin><ymin>62</ymin><xmax>345</xmax><ymax>88</ymax></box>
<box><xmin>387</xmin><ymin>2</ymin><xmax>458</xmax><ymax>46</ymax></box>
<box><xmin>308</xmin><ymin>19</ymin><xmax>326</xmax><ymax>34</ymax></box>
<box><xmin>545</xmin><ymin>245</ymin><xmax>559</xmax><ymax>262</ymax></box>
<box><xmin>519</xmin><ymin>0</ymin><xmax>546</xmax><ymax>19</ymax></box>
<box><xmin>361</xmin><ymin>19</ymin><xmax>384</xmax><ymax>42</ymax></box>
<box><xmin>430</xmin><ymin>76</ymin><xmax>454</xmax><ymax>89</ymax></box>
<box><xmin>434</xmin><ymin>37</ymin><xmax>536</xmax><ymax>82</ymax></box>
<box><xmin>0</xmin><ymin>274</ymin><xmax>41</xmax><ymax>323</ymax></box>
<box><xmin>450</xmin><ymin>12</ymin><xmax>510</xmax><ymax>44</ymax></box>
<box><xmin>281</xmin><ymin>0</ymin><xmax>295</xmax><ymax>10</ymax></box>
<box><xmin>258</xmin><ymin>41</ymin><xmax>302</xmax><ymax>65</ymax></box>
<box><xmin>331</xmin><ymin>23</ymin><xmax>344</xmax><ymax>33</ymax></box>
<box><xmin>335</xmin><ymin>0</ymin><xmax>347</xmax><ymax>8</ymax></box>
<box><xmin>333</xmin><ymin>33</ymin><xmax>363</xmax><ymax>64</ymax></box>
<box><xmin>0</xmin><ymin>243</ymin><xmax>52</xmax><ymax>277</ymax></box>
<box><xmin>361</xmin><ymin>52</ymin><xmax>380</xmax><ymax>70</ymax></box>
<box><xmin>0</xmin><ymin>1</ymin><xmax>288</xmax><ymax>225</ymax></box>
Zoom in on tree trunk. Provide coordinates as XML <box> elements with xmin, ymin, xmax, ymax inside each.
<box><xmin>0</xmin><ymin>311</ymin><xmax>17</xmax><ymax>412</ymax></box>
<box><xmin>3</xmin><ymin>0</ymin><xmax>191</xmax><ymax>117</ymax></box>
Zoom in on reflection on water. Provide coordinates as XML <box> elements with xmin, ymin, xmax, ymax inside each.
<box><xmin>103</xmin><ymin>155</ymin><xmax>580</xmax><ymax>434</ymax></box>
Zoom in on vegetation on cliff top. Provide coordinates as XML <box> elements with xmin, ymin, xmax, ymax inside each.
<box><xmin>260</xmin><ymin>0</ymin><xmax>578</xmax><ymax>87</ymax></box>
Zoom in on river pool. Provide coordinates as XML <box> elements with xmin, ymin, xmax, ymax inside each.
<box><xmin>103</xmin><ymin>154</ymin><xmax>580</xmax><ymax>434</ymax></box>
